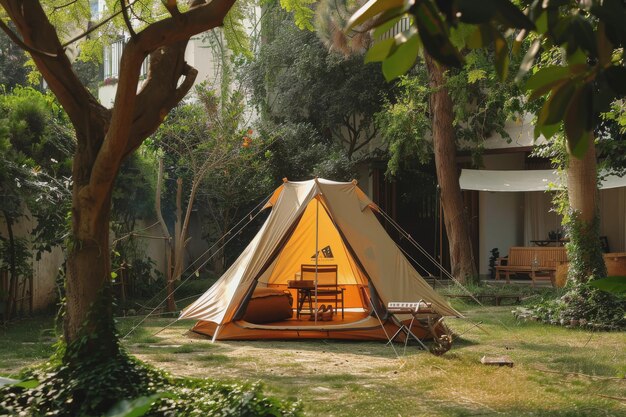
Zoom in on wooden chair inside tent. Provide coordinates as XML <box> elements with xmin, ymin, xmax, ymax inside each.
<box><xmin>301</xmin><ymin>264</ymin><xmax>344</xmax><ymax>319</ymax></box>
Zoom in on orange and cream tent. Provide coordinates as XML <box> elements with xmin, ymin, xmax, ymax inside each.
<box><xmin>180</xmin><ymin>178</ymin><xmax>460</xmax><ymax>341</ymax></box>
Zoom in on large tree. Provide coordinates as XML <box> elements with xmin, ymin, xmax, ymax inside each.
<box><xmin>0</xmin><ymin>0</ymin><xmax>236</xmax><ymax>349</ymax></box>
<box><xmin>423</xmin><ymin>54</ymin><xmax>477</xmax><ymax>281</ymax></box>
<box><xmin>315</xmin><ymin>1</ymin><xmax>483</xmax><ymax>281</ymax></box>
<box><xmin>248</xmin><ymin>5</ymin><xmax>392</xmax><ymax>161</ymax></box>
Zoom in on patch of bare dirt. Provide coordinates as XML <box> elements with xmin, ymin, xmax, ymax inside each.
<box><xmin>132</xmin><ymin>327</ymin><xmax>411</xmax><ymax>381</ymax></box>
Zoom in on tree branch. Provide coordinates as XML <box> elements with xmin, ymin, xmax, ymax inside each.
<box><xmin>108</xmin><ymin>0</ymin><xmax>235</xmax><ymax>164</ymax></box>
<box><xmin>164</xmin><ymin>0</ymin><xmax>181</xmax><ymax>17</ymax></box>
<box><xmin>51</xmin><ymin>0</ymin><xmax>78</xmax><ymax>14</ymax></box>
<box><xmin>0</xmin><ymin>18</ymin><xmax>56</xmax><ymax>57</ymax></box>
<box><xmin>60</xmin><ymin>0</ymin><xmax>141</xmax><ymax>48</ymax></box>
<box><xmin>123</xmin><ymin>43</ymin><xmax>198</xmax><ymax>158</ymax></box>
<box><xmin>120</xmin><ymin>0</ymin><xmax>137</xmax><ymax>39</ymax></box>
<box><xmin>134</xmin><ymin>0</ymin><xmax>236</xmax><ymax>52</ymax></box>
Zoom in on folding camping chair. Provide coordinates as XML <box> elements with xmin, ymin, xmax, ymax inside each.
<box><xmin>386</xmin><ymin>301</ymin><xmax>430</xmax><ymax>351</ymax></box>
<box><xmin>383</xmin><ymin>301</ymin><xmax>453</xmax><ymax>355</ymax></box>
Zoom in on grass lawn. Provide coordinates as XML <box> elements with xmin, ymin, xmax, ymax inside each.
<box><xmin>1</xmin><ymin>303</ymin><xmax>625</xmax><ymax>416</ymax></box>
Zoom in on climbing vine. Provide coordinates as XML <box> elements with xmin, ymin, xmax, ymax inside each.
<box><xmin>529</xmin><ymin>137</ymin><xmax>625</xmax><ymax>329</ymax></box>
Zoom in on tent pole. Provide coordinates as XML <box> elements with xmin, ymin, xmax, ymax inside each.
<box><xmin>314</xmin><ymin>195</ymin><xmax>319</xmax><ymax>324</ymax></box>
<box><xmin>438</xmin><ymin>187</ymin><xmax>443</xmax><ymax>280</ymax></box>
<box><xmin>211</xmin><ymin>325</ymin><xmax>221</xmax><ymax>343</ymax></box>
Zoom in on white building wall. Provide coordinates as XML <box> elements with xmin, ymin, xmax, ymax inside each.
<box><xmin>98</xmin><ymin>36</ymin><xmax>220</xmax><ymax>109</ymax></box>
<box><xmin>0</xmin><ymin>208</ymin><xmax>64</xmax><ymax>312</ymax></box>
<box><xmin>477</xmin><ymin>153</ymin><xmax>526</xmax><ymax>276</ymax></box>
<box><xmin>599</xmin><ymin>188</ymin><xmax>626</xmax><ymax>253</ymax></box>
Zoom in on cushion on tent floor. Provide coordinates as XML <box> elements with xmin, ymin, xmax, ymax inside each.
<box><xmin>242</xmin><ymin>287</ymin><xmax>294</xmax><ymax>324</ymax></box>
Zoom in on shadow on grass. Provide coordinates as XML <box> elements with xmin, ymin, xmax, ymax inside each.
<box><xmin>437</xmin><ymin>404</ymin><xmax>621</xmax><ymax>417</ymax></box>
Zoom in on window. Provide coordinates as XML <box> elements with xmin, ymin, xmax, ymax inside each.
<box><xmin>103</xmin><ymin>37</ymin><xmax>150</xmax><ymax>82</ymax></box>
<box><xmin>103</xmin><ymin>38</ymin><xmax>124</xmax><ymax>80</ymax></box>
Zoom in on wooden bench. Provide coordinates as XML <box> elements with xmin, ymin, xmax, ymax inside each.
<box><xmin>496</xmin><ymin>246</ymin><xmax>567</xmax><ymax>287</ymax></box>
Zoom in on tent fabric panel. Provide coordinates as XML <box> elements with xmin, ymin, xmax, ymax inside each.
<box><xmin>220</xmin><ymin>181</ymin><xmax>319</xmax><ymax>324</ymax></box>
<box><xmin>262</xmin><ymin>184</ymin><xmax>284</xmax><ymax>209</ymax></box>
<box><xmin>318</xmin><ymin>182</ymin><xmax>460</xmax><ymax>317</ymax></box>
<box><xmin>181</xmin><ymin>181</ymin><xmax>318</xmax><ymax>324</ymax></box>
<box><xmin>179</xmin><ymin>221</ymin><xmax>269</xmax><ymax>323</ymax></box>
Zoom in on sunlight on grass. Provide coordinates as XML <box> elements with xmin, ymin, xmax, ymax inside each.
<box><xmin>2</xmin><ymin>306</ymin><xmax>624</xmax><ymax>416</ymax></box>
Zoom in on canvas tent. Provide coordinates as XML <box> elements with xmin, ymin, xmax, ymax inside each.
<box><xmin>181</xmin><ymin>178</ymin><xmax>459</xmax><ymax>341</ymax></box>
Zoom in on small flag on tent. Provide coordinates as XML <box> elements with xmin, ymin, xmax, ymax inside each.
<box><xmin>311</xmin><ymin>245</ymin><xmax>334</xmax><ymax>259</ymax></box>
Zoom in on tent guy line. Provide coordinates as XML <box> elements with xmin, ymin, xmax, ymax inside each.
<box><xmin>121</xmin><ymin>193</ymin><xmax>272</xmax><ymax>340</ymax></box>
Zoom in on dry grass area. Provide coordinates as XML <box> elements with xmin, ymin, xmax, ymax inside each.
<box><xmin>2</xmin><ymin>304</ymin><xmax>625</xmax><ymax>416</ymax></box>
<box><xmin>118</xmin><ymin>304</ymin><xmax>626</xmax><ymax>417</ymax></box>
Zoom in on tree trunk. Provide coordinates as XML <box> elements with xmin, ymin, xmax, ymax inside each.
<box><xmin>212</xmin><ymin>246</ymin><xmax>225</xmax><ymax>275</ymax></box>
<box><xmin>565</xmin><ymin>138</ymin><xmax>606</xmax><ymax>281</ymax></box>
<box><xmin>2</xmin><ymin>211</ymin><xmax>18</xmax><ymax>320</ymax></box>
<box><xmin>425</xmin><ymin>54</ymin><xmax>477</xmax><ymax>283</ymax></box>
<box><xmin>155</xmin><ymin>158</ymin><xmax>176</xmax><ymax>312</ymax></box>
<box><xmin>63</xmin><ymin>129</ymin><xmax>119</xmax><ymax>350</ymax></box>
<box><xmin>567</xmin><ymin>139</ymin><xmax>597</xmax><ymax>224</ymax></box>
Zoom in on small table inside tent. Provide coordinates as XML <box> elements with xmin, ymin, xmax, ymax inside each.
<box><xmin>288</xmin><ymin>264</ymin><xmax>344</xmax><ymax>319</ymax></box>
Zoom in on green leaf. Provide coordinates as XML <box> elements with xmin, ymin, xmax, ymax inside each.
<box><xmin>524</xmin><ymin>66</ymin><xmax>569</xmax><ymax>92</ymax></box>
<box><xmin>567</xmin><ymin>48</ymin><xmax>587</xmax><ymax>66</ymax></box>
<box><xmin>590</xmin><ymin>0</ymin><xmax>626</xmax><ymax>46</ymax></box>
<box><xmin>589</xmin><ymin>276</ymin><xmax>626</xmax><ymax>295</ymax></box>
<box><xmin>382</xmin><ymin>34</ymin><xmax>421</xmax><ymax>81</ymax></box>
<box><xmin>372</xmin><ymin>15</ymin><xmax>403</xmax><ymax>39</ymax></box>
<box><xmin>467</xmin><ymin>25</ymin><xmax>494</xmax><ymax>49</ymax></box>
<box><xmin>111</xmin><ymin>271</ymin><xmax>118</xmax><ymax>279</ymax></box>
<box><xmin>541</xmin><ymin>82</ymin><xmax>576</xmax><ymax>126</ymax></box>
<box><xmin>534</xmin><ymin>122</ymin><xmax>561</xmax><ymax>140</ymax></box>
<box><xmin>347</xmin><ymin>0</ymin><xmax>404</xmax><ymax>30</ymax></box>
<box><xmin>528</xmin><ymin>78</ymin><xmax>565</xmax><ymax>101</ymax></box>
<box><xmin>105</xmin><ymin>393</ymin><xmax>168</xmax><ymax>417</ymax></box>
<box><xmin>412</xmin><ymin>1</ymin><xmax>463</xmax><ymax>67</ymax></box>
<box><xmin>492</xmin><ymin>0</ymin><xmax>535</xmax><ymax>30</ymax></box>
<box><xmin>456</xmin><ymin>0</ymin><xmax>495</xmax><ymax>24</ymax></box>
<box><xmin>13</xmin><ymin>379</ymin><xmax>40</xmax><ymax>389</ymax></box>
<box><xmin>467</xmin><ymin>69</ymin><xmax>487</xmax><ymax>84</ymax></box>
<box><xmin>535</xmin><ymin>11</ymin><xmax>548</xmax><ymax>35</ymax></box>
<box><xmin>570</xmin><ymin>15</ymin><xmax>596</xmax><ymax>57</ymax></box>
<box><xmin>365</xmin><ymin>37</ymin><xmax>396</xmax><ymax>63</ymax></box>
